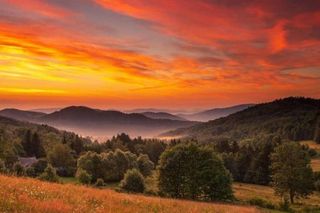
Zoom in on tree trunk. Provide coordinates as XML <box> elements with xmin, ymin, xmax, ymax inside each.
<box><xmin>289</xmin><ymin>191</ymin><xmax>294</xmax><ymax>204</ymax></box>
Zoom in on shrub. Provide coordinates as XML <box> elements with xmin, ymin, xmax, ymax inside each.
<box><xmin>13</xmin><ymin>162</ymin><xmax>25</xmax><ymax>176</ymax></box>
<box><xmin>31</xmin><ymin>159</ymin><xmax>48</xmax><ymax>176</ymax></box>
<box><xmin>76</xmin><ymin>169</ymin><xmax>92</xmax><ymax>184</ymax></box>
<box><xmin>120</xmin><ymin>169</ymin><xmax>145</xmax><ymax>193</ymax></box>
<box><xmin>39</xmin><ymin>165</ymin><xmax>59</xmax><ymax>183</ymax></box>
<box><xmin>25</xmin><ymin>167</ymin><xmax>36</xmax><ymax>177</ymax></box>
<box><xmin>95</xmin><ymin>178</ymin><xmax>105</xmax><ymax>187</ymax></box>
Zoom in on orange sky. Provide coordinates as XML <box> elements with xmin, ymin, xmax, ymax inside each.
<box><xmin>0</xmin><ymin>0</ymin><xmax>319</xmax><ymax>110</ymax></box>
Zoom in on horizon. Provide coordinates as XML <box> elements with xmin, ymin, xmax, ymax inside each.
<box><xmin>1</xmin><ymin>0</ymin><xmax>320</xmax><ymax>109</ymax></box>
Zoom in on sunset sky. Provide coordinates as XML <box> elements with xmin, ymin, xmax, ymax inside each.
<box><xmin>0</xmin><ymin>0</ymin><xmax>319</xmax><ymax>110</ymax></box>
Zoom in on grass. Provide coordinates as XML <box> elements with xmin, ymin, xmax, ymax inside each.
<box><xmin>300</xmin><ymin>140</ymin><xmax>320</xmax><ymax>172</ymax></box>
<box><xmin>234</xmin><ymin>182</ymin><xmax>320</xmax><ymax>212</ymax></box>
<box><xmin>300</xmin><ymin>140</ymin><xmax>320</xmax><ymax>153</ymax></box>
<box><xmin>311</xmin><ymin>158</ymin><xmax>320</xmax><ymax>172</ymax></box>
<box><xmin>0</xmin><ymin>175</ymin><xmax>260</xmax><ymax>213</ymax></box>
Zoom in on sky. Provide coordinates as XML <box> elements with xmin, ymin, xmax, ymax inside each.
<box><xmin>0</xmin><ymin>0</ymin><xmax>319</xmax><ymax>110</ymax></box>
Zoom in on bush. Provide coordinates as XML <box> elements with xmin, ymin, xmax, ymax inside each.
<box><xmin>95</xmin><ymin>178</ymin><xmax>105</xmax><ymax>187</ymax></box>
<box><xmin>120</xmin><ymin>169</ymin><xmax>145</xmax><ymax>193</ymax></box>
<box><xmin>13</xmin><ymin>162</ymin><xmax>25</xmax><ymax>176</ymax></box>
<box><xmin>31</xmin><ymin>159</ymin><xmax>48</xmax><ymax>176</ymax></box>
<box><xmin>248</xmin><ymin>198</ymin><xmax>275</xmax><ymax>209</ymax></box>
<box><xmin>39</xmin><ymin>165</ymin><xmax>59</xmax><ymax>183</ymax></box>
<box><xmin>76</xmin><ymin>169</ymin><xmax>92</xmax><ymax>184</ymax></box>
<box><xmin>25</xmin><ymin>167</ymin><xmax>36</xmax><ymax>177</ymax></box>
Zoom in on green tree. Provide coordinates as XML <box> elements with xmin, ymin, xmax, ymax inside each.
<box><xmin>31</xmin><ymin>133</ymin><xmax>46</xmax><ymax>158</ymax></box>
<box><xmin>271</xmin><ymin>142</ymin><xmax>314</xmax><ymax>204</ymax></box>
<box><xmin>39</xmin><ymin>165</ymin><xmax>59</xmax><ymax>183</ymax></box>
<box><xmin>158</xmin><ymin>144</ymin><xmax>233</xmax><ymax>201</ymax></box>
<box><xmin>77</xmin><ymin>151</ymin><xmax>103</xmax><ymax>182</ymax></box>
<box><xmin>120</xmin><ymin>168</ymin><xmax>145</xmax><ymax>193</ymax></box>
<box><xmin>76</xmin><ymin>168</ymin><xmax>92</xmax><ymax>184</ymax></box>
<box><xmin>21</xmin><ymin>130</ymin><xmax>32</xmax><ymax>157</ymax></box>
<box><xmin>48</xmin><ymin>144</ymin><xmax>75</xmax><ymax>176</ymax></box>
<box><xmin>137</xmin><ymin>154</ymin><xmax>154</xmax><ymax>176</ymax></box>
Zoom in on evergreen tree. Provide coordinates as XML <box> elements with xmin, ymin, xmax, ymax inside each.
<box><xmin>21</xmin><ymin>130</ymin><xmax>32</xmax><ymax>157</ymax></box>
<box><xmin>32</xmin><ymin>133</ymin><xmax>46</xmax><ymax>158</ymax></box>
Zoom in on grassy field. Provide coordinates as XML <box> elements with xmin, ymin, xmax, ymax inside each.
<box><xmin>234</xmin><ymin>183</ymin><xmax>320</xmax><ymax>212</ymax></box>
<box><xmin>300</xmin><ymin>140</ymin><xmax>320</xmax><ymax>153</ymax></box>
<box><xmin>300</xmin><ymin>140</ymin><xmax>320</xmax><ymax>172</ymax></box>
<box><xmin>0</xmin><ymin>175</ymin><xmax>261</xmax><ymax>213</ymax></box>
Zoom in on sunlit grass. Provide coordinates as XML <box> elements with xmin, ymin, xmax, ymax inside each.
<box><xmin>0</xmin><ymin>175</ymin><xmax>260</xmax><ymax>213</ymax></box>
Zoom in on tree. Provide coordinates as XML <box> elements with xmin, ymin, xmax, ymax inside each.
<box><xmin>120</xmin><ymin>169</ymin><xmax>145</xmax><ymax>193</ymax></box>
<box><xmin>271</xmin><ymin>142</ymin><xmax>314</xmax><ymax>204</ymax></box>
<box><xmin>39</xmin><ymin>165</ymin><xmax>59</xmax><ymax>183</ymax></box>
<box><xmin>76</xmin><ymin>168</ymin><xmax>92</xmax><ymax>184</ymax></box>
<box><xmin>77</xmin><ymin>151</ymin><xmax>103</xmax><ymax>182</ymax></box>
<box><xmin>158</xmin><ymin>144</ymin><xmax>233</xmax><ymax>201</ymax></box>
<box><xmin>137</xmin><ymin>154</ymin><xmax>154</xmax><ymax>176</ymax></box>
<box><xmin>31</xmin><ymin>133</ymin><xmax>46</xmax><ymax>158</ymax></box>
<box><xmin>21</xmin><ymin>130</ymin><xmax>32</xmax><ymax>157</ymax></box>
<box><xmin>48</xmin><ymin>144</ymin><xmax>75</xmax><ymax>176</ymax></box>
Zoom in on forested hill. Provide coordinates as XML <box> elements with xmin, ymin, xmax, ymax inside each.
<box><xmin>162</xmin><ymin>97</ymin><xmax>320</xmax><ymax>143</ymax></box>
<box><xmin>0</xmin><ymin>115</ymin><xmax>90</xmax><ymax>162</ymax></box>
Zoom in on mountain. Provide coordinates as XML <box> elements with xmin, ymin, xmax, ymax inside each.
<box><xmin>178</xmin><ymin>104</ymin><xmax>255</xmax><ymax>122</ymax></box>
<box><xmin>39</xmin><ymin>106</ymin><xmax>198</xmax><ymax>138</ymax></box>
<box><xmin>141</xmin><ymin>112</ymin><xmax>187</xmax><ymax>121</ymax></box>
<box><xmin>1</xmin><ymin>106</ymin><xmax>198</xmax><ymax>138</ymax></box>
<box><xmin>162</xmin><ymin>97</ymin><xmax>320</xmax><ymax>143</ymax></box>
<box><xmin>0</xmin><ymin>108</ymin><xmax>46</xmax><ymax>122</ymax></box>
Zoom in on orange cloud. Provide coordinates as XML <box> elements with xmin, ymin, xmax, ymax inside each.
<box><xmin>5</xmin><ymin>0</ymin><xmax>74</xmax><ymax>19</ymax></box>
<box><xmin>0</xmin><ymin>0</ymin><xmax>319</xmax><ymax>109</ymax></box>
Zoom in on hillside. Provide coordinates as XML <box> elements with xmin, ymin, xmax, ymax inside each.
<box><xmin>0</xmin><ymin>109</ymin><xmax>45</xmax><ymax>122</ymax></box>
<box><xmin>178</xmin><ymin>104</ymin><xmax>255</xmax><ymax>122</ymax></box>
<box><xmin>0</xmin><ymin>107</ymin><xmax>198</xmax><ymax>138</ymax></box>
<box><xmin>0</xmin><ymin>115</ymin><xmax>88</xmax><ymax>155</ymax></box>
<box><xmin>162</xmin><ymin>97</ymin><xmax>320</xmax><ymax>142</ymax></box>
<box><xmin>0</xmin><ymin>175</ymin><xmax>260</xmax><ymax>213</ymax></box>
<box><xmin>141</xmin><ymin>112</ymin><xmax>187</xmax><ymax>121</ymax></box>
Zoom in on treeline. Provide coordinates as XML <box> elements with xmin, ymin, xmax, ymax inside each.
<box><xmin>210</xmin><ymin>135</ymin><xmax>318</xmax><ymax>185</ymax></box>
<box><xmin>169</xmin><ymin>97</ymin><xmax>320</xmax><ymax>143</ymax></box>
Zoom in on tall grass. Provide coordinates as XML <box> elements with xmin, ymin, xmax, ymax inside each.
<box><xmin>0</xmin><ymin>175</ymin><xmax>259</xmax><ymax>213</ymax></box>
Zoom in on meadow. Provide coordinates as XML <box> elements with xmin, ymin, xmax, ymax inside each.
<box><xmin>0</xmin><ymin>175</ymin><xmax>260</xmax><ymax>213</ymax></box>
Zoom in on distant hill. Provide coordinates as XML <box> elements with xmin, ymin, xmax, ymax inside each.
<box><xmin>141</xmin><ymin>112</ymin><xmax>187</xmax><ymax>121</ymax></box>
<box><xmin>162</xmin><ymin>97</ymin><xmax>320</xmax><ymax>143</ymax></box>
<box><xmin>0</xmin><ymin>109</ymin><xmax>45</xmax><ymax>122</ymax></box>
<box><xmin>178</xmin><ymin>104</ymin><xmax>255</xmax><ymax>122</ymax></box>
<box><xmin>0</xmin><ymin>106</ymin><xmax>198</xmax><ymax>138</ymax></box>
